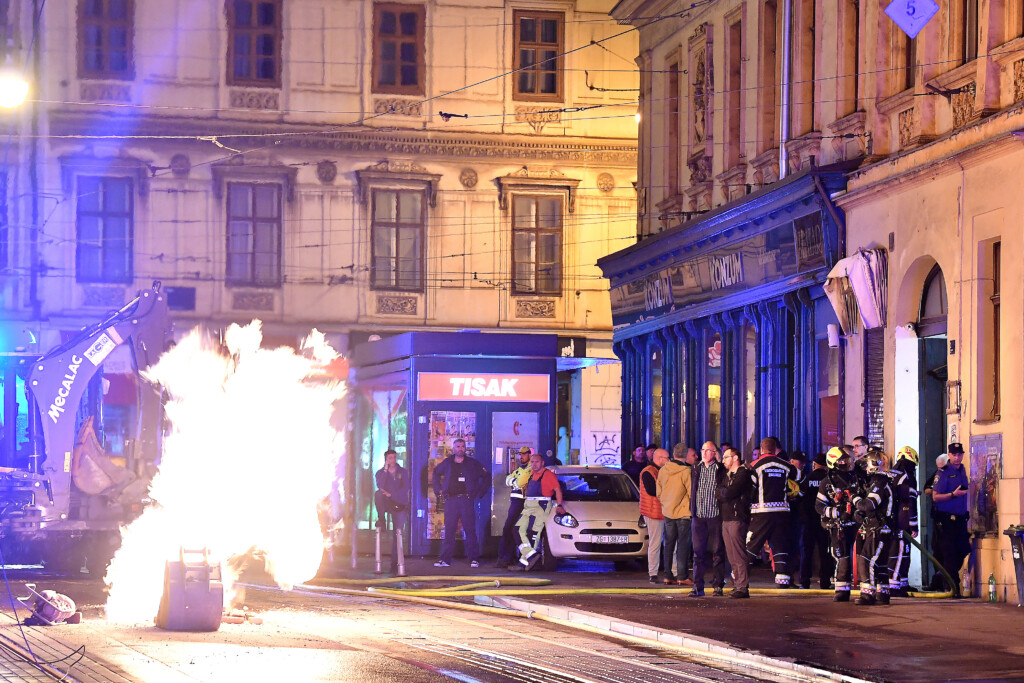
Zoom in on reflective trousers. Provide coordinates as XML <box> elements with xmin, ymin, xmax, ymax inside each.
<box><xmin>746</xmin><ymin>511</ymin><xmax>792</xmax><ymax>585</ymax></box>
<box><xmin>857</xmin><ymin>526</ymin><xmax>892</xmax><ymax>595</ymax></box>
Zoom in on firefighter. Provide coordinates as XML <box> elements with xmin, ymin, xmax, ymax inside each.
<box><xmin>745</xmin><ymin>436</ymin><xmax>798</xmax><ymax>587</ymax></box>
<box><xmin>852</xmin><ymin>451</ymin><xmax>896</xmax><ymax>605</ymax></box>
<box><xmin>497</xmin><ymin>446</ymin><xmax>533</xmax><ymax>567</ymax></box>
<box><xmin>815</xmin><ymin>446</ymin><xmax>859</xmax><ymax>602</ymax></box>
<box><xmin>887</xmin><ymin>445</ymin><xmax>920</xmax><ymax>596</ymax></box>
<box><xmin>515</xmin><ymin>453</ymin><xmax>565</xmax><ymax>570</ymax></box>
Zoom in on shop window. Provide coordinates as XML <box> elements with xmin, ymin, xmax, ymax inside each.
<box><xmin>743</xmin><ymin>325</ymin><xmax>758</xmax><ymax>456</ymax></box>
<box><xmin>371</xmin><ymin>189</ymin><xmax>425</xmax><ymax>292</ymax></box>
<box><xmin>512</xmin><ymin>195</ymin><xmax>562</xmax><ymax>295</ymax></box>
<box><xmin>76</xmin><ymin>176</ymin><xmax>133</xmax><ymax>283</ymax></box>
<box><xmin>677</xmin><ymin>337</ymin><xmax>688</xmax><ymax>449</ymax></box>
<box><xmin>817</xmin><ymin>337</ymin><xmax>841</xmax><ymax>449</ymax></box>
<box><xmin>513</xmin><ymin>10</ymin><xmax>563</xmax><ymax>101</ymax></box>
<box><xmin>226</xmin><ymin>182</ymin><xmax>282</xmax><ymax>287</ymax></box>
<box><xmin>707</xmin><ymin>332</ymin><xmax>723</xmax><ymax>446</ymax></box>
<box><xmin>978</xmin><ymin>240</ymin><xmax>1000</xmax><ymax>421</ymax></box>
<box><xmin>372</xmin><ymin>3</ymin><xmax>425</xmax><ymax>95</ymax></box>
<box><xmin>651</xmin><ymin>345</ymin><xmax>663</xmax><ymax>446</ymax></box>
<box><xmin>78</xmin><ymin>0</ymin><xmax>134</xmax><ymax>80</ymax></box>
<box><xmin>227</xmin><ymin>0</ymin><xmax>282</xmax><ymax>87</ymax></box>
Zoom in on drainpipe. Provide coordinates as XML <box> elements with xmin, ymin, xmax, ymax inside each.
<box><xmin>778</xmin><ymin>0</ymin><xmax>793</xmax><ymax>179</ymax></box>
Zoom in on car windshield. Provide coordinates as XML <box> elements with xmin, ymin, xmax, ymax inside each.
<box><xmin>556</xmin><ymin>473</ymin><xmax>638</xmax><ymax>502</ymax></box>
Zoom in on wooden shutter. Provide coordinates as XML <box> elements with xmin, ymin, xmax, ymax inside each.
<box><xmin>864</xmin><ymin>327</ymin><xmax>885</xmax><ymax>446</ymax></box>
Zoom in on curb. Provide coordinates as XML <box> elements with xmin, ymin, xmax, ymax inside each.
<box><xmin>474</xmin><ymin>594</ymin><xmax>871</xmax><ymax>683</ymax></box>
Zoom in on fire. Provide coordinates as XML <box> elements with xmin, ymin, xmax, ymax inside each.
<box><xmin>104</xmin><ymin>322</ymin><xmax>346</xmax><ymax>623</ymax></box>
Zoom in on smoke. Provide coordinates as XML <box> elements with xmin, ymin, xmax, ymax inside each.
<box><xmin>104</xmin><ymin>322</ymin><xmax>345</xmax><ymax>623</ymax></box>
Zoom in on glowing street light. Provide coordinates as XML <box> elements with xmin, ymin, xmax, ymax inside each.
<box><xmin>0</xmin><ymin>71</ymin><xmax>28</xmax><ymax>108</ymax></box>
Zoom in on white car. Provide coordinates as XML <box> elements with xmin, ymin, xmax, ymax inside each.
<box><xmin>534</xmin><ymin>466</ymin><xmax>649</xmax><ymax>570</ymax></box>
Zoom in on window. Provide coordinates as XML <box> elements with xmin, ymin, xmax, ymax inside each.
<box><xmin>793</xmin><ymin>0</ymin><xmax>816</xmax><ymax>135</ymax></box>
<box><xmin>77</xmin><ymin>176</ymin><xmax>133</xmax><ymax>283</ymax></box>
<box><xmin>78</xmin><ymin>0</ymin><xmax>134</xmax><ymax>80</ymax></box>
<box><xmin>371</xmin><ymin>189</ymin><xmax>424</xmax><ymax>292</ymax></box>
<box><xmin>838</xmin><ymin>0</ymin><xmax>860</xmax><ymax>116</ymax></box>
<box><xmin>760</xmin><ymin>0</ymin><xmax>778</xmax><ymax>152</ymax></box>
<box><xmin>726</xmin><ymin>21</ymin><xmax>743</xmax><ymax>168</ymax></box>
<box><xmin>667</xmin><ymin>61</ymin><xmax>681</xmax><ymax>193</ymax></box>
<box><xmin>227</xmin><ymin>0</ymin><xmax>282</xmax><ymax>87</ymax></box>
<box><xmin>226</xmin><ymin>183</ymin><xmax>282</xmax><ymax>286</ymax></box>
<box><xmin>512</xmin><ymin>195</ymin><xmax>562</xmax><ymax>295</ymax></box>
<box><xmin>513</xmin><ymin>10</ymin><xmax>563</xmax><ymax>101</ymax></box>
<box><xmin>980</xmin><ymin>241</ymin><xmax>1001</xmax><ymax>420</ymax></box>
<box><xmin>960</xmin><ymin>0</ymin><xmax>980</xmax><ymax>63</ymax></box>
<box><xmin>372</xmin><ymin>3</ymin><xmax>425</xmax><ymax>95</ymax></box>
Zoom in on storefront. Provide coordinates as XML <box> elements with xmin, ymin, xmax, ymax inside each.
<box><xmin>598</xmin><ymin>168</ymin><xmax>848</xmax><ymax>458</ymax></box>
<box><xmin>349</xmin><ymin>332</ymin><xmax>560</xmax><ymax>556</ymax></box>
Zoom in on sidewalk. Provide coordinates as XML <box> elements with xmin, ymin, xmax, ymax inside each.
<box><xmin>324</xmin><ymin>556</ymin><xmax>1024</xmax><ymax>683</ymax></box>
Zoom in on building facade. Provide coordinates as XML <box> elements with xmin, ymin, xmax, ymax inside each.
<box><xmin>0</xmin><ymin>1</ymin><xmax>637</xmax><ymax>542</ymax></box>
<box><xmin>602</xmin><ymin>0</ymin><xmax>1024</xmax><ymax>599</ymax></box>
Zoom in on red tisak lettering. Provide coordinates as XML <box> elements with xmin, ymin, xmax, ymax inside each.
<box><xmin>420</xmin><ymin>372</ymin><xmax>548</xmax><ymax>402</ymax></box>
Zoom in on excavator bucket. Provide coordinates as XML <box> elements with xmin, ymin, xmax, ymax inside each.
<box><xmin>71</xmin><ymin>417</ymin><xmax>130</xmax><ymax>496</ymax></box>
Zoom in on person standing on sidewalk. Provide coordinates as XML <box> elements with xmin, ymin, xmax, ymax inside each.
<box><xmin>745</xmin><ymin>436</ymin><xmax>798</xmax><ymax>587</ymax></box>
<box><xmin>515</xmin><ymin>453</ymin><xmax>566</xmax><ymax>570</ymax></box>
<box><xmin>689</xmin><ymin>442</ymin><xmax>726</xmax><ymax>596</ymax></box>
<box><xmin>799</xmin><ymin>453</ymin><xmax>835</xmax><ymax>589</ymax></box>
<box><xmin>657</xmin><ymin>448</ymin><xmax>693</xmax><ymax>586</ymax></box>
<box><xmin>816</xmin><ymin>446</ymin><xmax>859</xmax><ymax>602</ymax></box>
<box><xmin>432</xmin><ymin>439</ymin><xmax>489</xmax><ymax>569</ymax></box>
<box><xmin>639</xmin><ymin>449</ymin><xmax>667</xmax><ymax>583</ymax></box>
<box><xmin>886</xmin><ymin>445</ymin><xmax>919</xmax><ymax>595</ymax></box>
<box><xmin>931</xmin><ymin>442</ymin><xmax>970</xmax><ymax>591</ymax></box>
<box><xmin>623</xmin><ymin>446</ymin><xmax>647</xmax><ymax>486</ymax></box>
<box><xmin>852</xmin><ymin>451</ymin><xmax>896</xmax><ymax>605</ymax></box>
<box><xmin>497</xmin><ymin>446</ymin><xmax>533</xmax><ymax>567</ymax></box>
<box><xmin>718</xmin><ymin>447</ymin><xmax>753</xmax><ymax>598</ymax></box>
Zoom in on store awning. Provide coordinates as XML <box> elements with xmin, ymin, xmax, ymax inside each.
<box><xmin>824</xmin><ymin>248</ymin><xmax>888</xmax><ymax>334</ymax></box>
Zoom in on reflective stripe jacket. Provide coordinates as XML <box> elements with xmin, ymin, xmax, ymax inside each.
<box><xmin>888</xmin><ymin>462</ymin><xmax>919</xmax><ymax>533</ymax></box>
<box><xmin>854</xmin><ymin>472</ymin><xmax>895</xmax><ymax>530</ymax></box>
<box><xmin>749</xmin><ymin>455</ymin><xmax>797</xmax><ymax>514</ymax></box>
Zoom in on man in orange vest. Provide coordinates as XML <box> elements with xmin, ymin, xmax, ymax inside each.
<box><xmin>640</xmin><ymin>448</ymin><xmax>667</xmax><ymax>583</ymax></box>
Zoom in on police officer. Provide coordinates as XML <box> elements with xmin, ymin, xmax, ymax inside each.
<box><xmin>931</xmin><ymin>442</ymin><xmax>970</xmax><ymax>591</ymax></box>
<box><xmin>815</xmin><ymin>446</ymin><xmax>859</xmax><ymax>602</ymax></box>
<box><xmin>497</xmin><ymin>446</ymin><xmax>533</xmax><ymax>567</ymax></box>
<box><xmin>745</xmin><ymin>436</ymin><xmax>798</xmax><ymax>587</ymax></box>
<box><xmin>852</xmin><ymin>451</ymin><xmax>896</xmax><ymax>605</ymax></box>
<box><xmin>887</xmin><ymin>446</ymin><xmax>920</xmax><ymax>595</ymax></box>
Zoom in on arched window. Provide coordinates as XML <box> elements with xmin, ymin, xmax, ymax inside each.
<box><xmin>918</xmin><ymin>265</ymin><xmax>947</xmax><ymax>337</ymax></box>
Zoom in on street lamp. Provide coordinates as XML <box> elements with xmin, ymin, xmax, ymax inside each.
<box><xmin>0</xmin><ymin>70</ymin><xmax>28</xmax><ymax>108</ymax></box>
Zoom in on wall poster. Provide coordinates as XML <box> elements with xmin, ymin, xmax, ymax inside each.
<box><xmin>969</xmin><ymin>434</ymin><xmax>1001</xmax><ymax>536</ymax></box>
<box><xmin>426</xmin><ymin>410</ymin><xmax>477</xmax><ymax>540</ymax></box>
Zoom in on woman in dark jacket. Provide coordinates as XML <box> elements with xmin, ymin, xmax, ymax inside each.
<box><xmin>717</xmin><ymin>448</ymin><xmax>753</xmax><ymax>598</ymax></box>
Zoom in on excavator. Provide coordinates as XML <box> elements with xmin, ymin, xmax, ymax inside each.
<box><xmin>0</xmin><ymin>283</ymin><xmax>171</xmax><ymax>575</ymax></box>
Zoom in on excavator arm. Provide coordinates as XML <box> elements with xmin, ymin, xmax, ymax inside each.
<box><xmin>24</xmin><ymin>282</ymin><xmax>171</xmax><ymax>529</ymax></box>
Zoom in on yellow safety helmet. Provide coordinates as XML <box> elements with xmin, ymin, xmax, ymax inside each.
<box><xmin>825</xmin><ymin>446</ymin><xmax>846</xmax><ymax>469</ymax></box>
<box><xmin>896</xmin><ymin>445</ymin><xmax>919</xmax><ymax>465</ymax></box>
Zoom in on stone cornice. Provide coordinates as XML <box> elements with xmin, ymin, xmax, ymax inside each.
<box><xmin>47</xmin><ymin>110</ymin><xmax>637</xmax><ymax>166</ymax></box>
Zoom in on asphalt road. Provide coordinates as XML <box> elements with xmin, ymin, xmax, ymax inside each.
<box><xmin>0</xmin><ymin>571</ymin><xmax>819</xmax><ymax>683</ymax></box>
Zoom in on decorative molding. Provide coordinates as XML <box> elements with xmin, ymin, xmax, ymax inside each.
<box><xmin>827</xmin><ymin>111</ymin><xmax>868</xmax><ymax>158</ymax></box>
<box><xmin>495</xmin><ymin>168</ymin><xmax>581</xmax><ymax>213</ymax></box>
<box><xmin>82</xmin><ymin>286</ymin><xmax>126</xmax><ymax>308</ymax></box>
<box><xmin>898</xmin><ymin>108</ymin><xmax>915</xmax><ymax>148</ymax></box>
<box><xmin>683</xmin><ymin>181</ymin><xmax>711</xmax><ymax>212</ymax></box>
<box><xmin>1015</xmin><ymin>60</ymin><xmax>1024</xmax><ymax>103</ymax></box>
<box><xmin>229</xmin><ymin>89</ymin><xmax>280</xmax><ymax>110</ymax></box>
<box><xmin>376</xmin><ymin>295</ymin><xmax>418</xmax><ymax>315</ymax></box>
<box><xmin>749</xmin><ymin>148</ymin><xmax>779</xmax><ymax>187</ymax></box>
<box><xmin>169</xmin><ymin>154</ymin><xmax>191</xmax><ymax>178</ymax></box>
<box><xmin>687</xmin><ymin>150</ymin><xmax>711</xmax><ymax>184</ymax></box>
<box><xmin>355</xmin><ymin>160</ymin><xmax>441</xmax><ymax>207</ymax></box>
<box><xmin>514</xmin><ymin>106</ymin><xmax>561</xmax><ymax>133</ymax></box>
<box><xmin>715</xmin><ymin>164</ymin><xmax>747</xmax><ymax>203</ymax></box>
<box><xmin>689</xmin><ymin>22</ymin><xmax>708</xmax><ymax>44</ymax></box>
<box><xmin>515</xmin><ymin>299</ymin><xmax>556</xmax><ymax>318</ymax></box>
<box><xmin>785</xmin><ymin>132</ymin><xmax>823</xmax><ymax>172</ymax></box>
<box><xmin>210</xmin><ymin>162</ymin><xmax>298</xmax><ymax>202</ymax></box>
<box><xmin>80</xmin><ymin>82</ymin><xmax>131</xmax><ymax>103</ymax></box>
<box><xmin>316</xmin><ymin>160</ymin><xmax>338</xmax><ymax>184</ymax></box>
<box><xmin>48</xmin><ymin>112</ymin><xmax>638</xmax><ymax>166</ymax></box>
<box><xmin>459</xmin><ymin>168</ymin><xmax>478</xmax><ymax>188</ymax></box>
<box><xmin>232</xmin><ymin>291</ymin><xmax>275</xmax><ymax>311</ymax></box>
<box><xmin>374</xmin><ymin>98</ymin><xmax>422</xmax><ymax>116</ymax></box>
<box><xmin>951</xmin><ymin>81</ymin><xmax>977</xmax><ymax>129</ymax></box>
<box><xmin>596</xmin><ymin>172</ymin><xmax>615</xmax><ymax>193</ymax></box>
<box><xmin>58</xmin><ymin>154</ymin><xmax>151</xmax><ymax>197</ymax></box>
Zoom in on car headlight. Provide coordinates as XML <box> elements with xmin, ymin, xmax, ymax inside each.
<box><xmin>637</xmin><ymin>515</ymin><xmax>647</xmax><ymax>528</ymax></box>
<box><xmin>554</xmin><ymin>513</ymin><xmax>579</xmax><ymax>528</ymax></box>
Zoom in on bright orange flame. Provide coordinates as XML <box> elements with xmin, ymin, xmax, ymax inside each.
<box><xmin>104</xmin><ymin>322</ymin><xmax>346</xmax><ymax>622</ymax></box>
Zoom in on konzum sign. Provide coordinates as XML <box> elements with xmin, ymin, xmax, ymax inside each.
<box><xmin>417</xmin><ymin>372</ymin><xmax>550</xmax><ymax>402</ymax></box>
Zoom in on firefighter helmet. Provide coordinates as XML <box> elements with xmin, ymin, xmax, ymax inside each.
<box><xmin>825</xmin><ymin>446</ymin><xmax>847</xmax><ymax>469</ymax></box>
<box><xmin>896</xmin><ymin>445</ymin><xmax>919</xmax><ymax>465</ymax></box>
<box><xmin>864</xmin><ymin>451</ymin><xmax>883</xmax><ymax>474</ymax></box>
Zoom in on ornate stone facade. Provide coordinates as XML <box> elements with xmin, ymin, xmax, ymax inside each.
<box><xmin>376</xmin><ymin>295</ymin><xmax>418</xmax><ymax>315</ymax></box>
<box><xmin>374</xmin><ymin>98</ymin><xmax>422</xmax><ymax>116</ymax></box>
<box><xmin>316</xmin><ymin>160</ymin><xmax>338</xmax><ymax>184</ymax></box>
<box><xmin>514</xmin><ymin>299</ymin><xmax>556</xmax><ymax>318</ymax></box>
<box><xmin>1014</xmin><ymin>60</ymin><xmax>1024</xmax><ymax>103</ymax></box>
<box><xmin>596</xmin><ymin>172</ymin><xmax>615</xmax><ymax>193</ymax></box>
<box><xmin>80</xmin><ymin>83</ymin><xmax>131</xmax><ymax>102</ymax></box>
<box><xmin>898</xmin><ymin>109</ymin><xmax>915</xmax><ymax>149</ymax></box>
<box><xmin>232</xmin><ymin>291</ymin><xmax>275</xmax><ymax>311</ymax></box>
<box><xmin>229</xmin><ymin>89</ymin><xmax>280</xmax><ymax>110</ymax></box>
<box><xmin>459</xmin><ymin>168</ymin><xmax>478</xmax><ymax>188</ymax></box>
<box><xmin>951</xmin><ymin>82</ymin><xmax>976</xmax><ymax>129</ymax></box>
<box><xmin>514</xmin><ymin>106</ymin><xmax>562</xmax><ymax>134</ymax></box>
<box><xmin>82</xmin><ymin>286</ymin><xmax>126</xmax><ymax>308</ymax></box>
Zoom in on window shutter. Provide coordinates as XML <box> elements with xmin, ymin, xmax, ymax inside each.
<box><xmin>864</xmin><ymin>327</ymin><xmax>885</xmax><ymax>447</ymax></box>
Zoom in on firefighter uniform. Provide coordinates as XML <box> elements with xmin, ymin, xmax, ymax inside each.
<box><xmin>745</xmin><ymin>454</ymin><xmax>797</xmax><ymax>586</ymax></box>
<box><xmin>815</xmin><ymin>447</ymin><xmax>859</xmax><ymax>601</ymax></box>
<box><xmin>887</xmin><ymin>447</ymin><xmax>919</xmax><ymax>594</ymax></box>
<box><xmin>853</xmin><ymin>458</ymin><xmax>896</xmax><ymax>605</ymax></box>
<box><xmin>516</xmin><ymin>467</ymin><xmax>562</xmax><ymax>568</ymax></box>
<box><xmin>498</xmin><ymin>455</ymin><xmax>532</xmax><ymax>565</ymax></box>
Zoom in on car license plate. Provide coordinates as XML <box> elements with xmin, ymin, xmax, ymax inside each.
<box><xmin>593</xmin><ymin>534</ymin><xmax>628</xmax><ymax>544</ymax></box>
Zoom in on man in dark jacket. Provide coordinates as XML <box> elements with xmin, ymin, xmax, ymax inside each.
<box><xmin>432</xmin><ymin>438</ymin><xmax>490</xmax><ymax>568</ymax></box>
<box><xmin>717</xmin><ymin>447</ymin><xmax>753</xmax><ymax>598</ymax></box>
<box><xmin>799</xmin><ymin>452</ymin><xmax>834</xmax><ymax>589</ymax></box>
<box><xmin>375</xmin><ymin>449</ymin><xmax>410</xmax><ymax>573</ymax></box>
<box><xmin>689</xmin><ymin>441</ymin><xmax>727</xmax><ymax>596</ymax></box>
<box><xmin>623</xmin><ymin>445</ymin><xmax>646</xmax><ymax>486</ymax></box>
